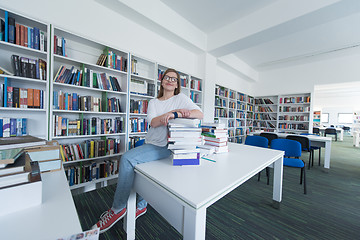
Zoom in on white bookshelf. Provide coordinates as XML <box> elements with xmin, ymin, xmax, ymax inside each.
<box><xmin>254</xmin><ymin>96</ymin><xmax>278</xmax><ymax>132</ymax></box>
<box><xmin>49</xmin><ymin>25</ymin><xmax>129</xmax><ymax>193</ymax></box>
<box><xmin>0</xmin><ymin>7</ymin><xmax>50</xmax><ymax>139</ymax></box>
<box><xmin>214</xmin><ymin>84</ymin><xmax>253</xmax><ymax>143</ymax></box>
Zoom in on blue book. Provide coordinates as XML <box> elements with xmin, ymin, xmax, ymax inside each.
<box><xmin>22</xmin><ymin>118</ymin><xmax>27</xmax><ymax>135</ymax></box>
<box><xmin>69</xmin><ymin>168</ymin><xmax>74</xmax><ymax>186</ymax></box>
<box><xmin>16</xmin><ymin>118</ymin><xmax>22</xmax><ymax>136</ymax></box>
<box><xmin>40</xmin><ymin>90</ymin><xmax>43</xmax><ymax>109</ymax></box>
<box><xmin>173</xmin><ymin>158</ymin><xmax>200</xmax><ymax>166</ymax></box>
<box><xmin>10</xmin><ymin>118</ymin><xmax>17</xmax><ymax>137</ymax></box>
<box><xmin>3</xmin><ymin>77</ymin><xmax>7</xmax><ymax>107</ymax></box>
<box><xmin>4</xmin><ymin>11</ymin><xmax>8</xmax><ymax>42</ymax></box>
<box><xmin>35</xmin><ymin>59</ymin><xmax>39</xmax><ymax>79</ymax></box>
<box><xmin>34</xmin><ymin>27</ymin><xmax>39</xmax><ymax>50</ymax></box>
<box><xmin>28</xmin><ymin>27</ymin><xmax>31</xmax><ymax>48</ymax></box>
<box><xmin>0</xmin><ymin>119</ymin><xmax>3</xmax><ymax>137</ymax></box>
<box><xmin>62</xmin><ymin>37</ymin><xmax>66</xmax><ymax>56</ymax></box>
<box><xmin>30</xmin><ymin>28</ymin><xmax>34</xmax><ymax>48</ymax></box>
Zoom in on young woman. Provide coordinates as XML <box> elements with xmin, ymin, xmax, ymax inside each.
<box><xmin>93</xmin><ymin>68</ymin><xmax>203</xmax><ymax>233</ymax></box>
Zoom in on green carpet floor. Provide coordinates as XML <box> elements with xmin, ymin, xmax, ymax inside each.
<box><xmin>73</xmin><ymin>136</ymin><xmax>360</xmax><ymax>239</ymax></box>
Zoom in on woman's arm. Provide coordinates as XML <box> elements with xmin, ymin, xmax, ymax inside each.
<box><xmin>150</xmin><ymin>109</ymin><xmax>203</xmax><ymax>128</ymax></box>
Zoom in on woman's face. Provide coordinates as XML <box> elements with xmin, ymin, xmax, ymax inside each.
<box><xmin>162</xmin><ymin>71</ymin><xmax>178</xmax><ymax>92</ymax></box>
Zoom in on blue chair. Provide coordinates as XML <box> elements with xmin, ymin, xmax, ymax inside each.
<box><xmin>301</xmin><ymin>133</ymin><xmax>321</xmax><ymax>167</ymax></box>
<box><xmin>259</xmin><ymin>132</ymin><xmax>278</xmax><ymax>147</ymax></box>
<box><xmin>271</xmin><ymin>139</ymin><xmax>307</xmax><ymax>194</ymax></box>
<box><xmin>245</xmin><ymin>136</ymin><xmax>270</xmax><ymax>185</ymax></box>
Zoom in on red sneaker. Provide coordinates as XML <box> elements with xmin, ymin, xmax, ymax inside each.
<box><xmin>136</xmin><ymin>207</ymin><xmax>147</xmax><ymax>219</ymax></box>
<box><xmin>92</xmin><ymin>208</ymin><xmax>127</xmax><ymax>233</ymax></box>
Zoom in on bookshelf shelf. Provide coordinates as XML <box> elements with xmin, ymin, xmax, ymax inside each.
<box><xmin>63</xmin><ymin>152</ymin><xmax>124</xmax><ymax>165</ymax></box>
<box><xmin>0</xmin><ymin>7</ymin><xmax>50</xmax><ymax>139</ymax></box>
<box><xmin>69</xmin><ymin>174</ymin><xmax>119</xmax><ymax>191</ymax></box>
<box><xmin>53</xmin><ymin>133</ymin><xmax>126</xmax><ymax>140</ymax></box>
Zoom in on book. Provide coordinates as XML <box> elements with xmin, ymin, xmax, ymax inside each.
<box><xmin>200</xmin><ymin>122</ymin><xmax>226</xmax><ymax>129</ymax></box>
<box><xmin>0</xmin><ymin>172</ymin><xmax>29</xmax><ymax>188</ymax></box>
<box><xmin>168</xmin><ymin>118</ymin><xmax>201</xmax><ymax>127</ymax></box>
<box><xmin>0</xmin><ymin>148</ymin><xmax>24</xmax><ymax>169</ymax></box>
<box><xmin>0</xmin><ymin>135</ymin><xmax>46</xmax><ymax>150</ymax></box>
<box><xmin>25</xmin><ymin>143</ymin><xmax>62</xmax><ymax>172</ymax></box>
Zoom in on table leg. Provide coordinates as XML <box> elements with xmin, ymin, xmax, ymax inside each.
<box><xmin>272</xmin><ymin>156</ymin><xmax>283</xmax><ymax>206</ymax></box>
<box><xmin>124</xmin><ymin>189</ymin><xmax>136</xmax><ymax>240</ymax></box>
<box><xmin>183</xmin><ymin>206</ymin><xmax>206</xmax><ymax>240</ymax></box>
<box><xmin>339</xmin><ymin>130</ymin><xmax>344</xmax><ymax>141</ymax></box>
<box><xmin>324</xmin><ymin>141</ymin><xmax>331</xmax><ymax>169</ymax></box>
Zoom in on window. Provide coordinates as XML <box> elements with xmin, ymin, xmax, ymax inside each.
<box><xmin>338</xmin><ymin>113</ymin><xmax>353</xmax><ymax>124</ymax></box>
<box><xmin>321</xmin><ymin>113</ymin><xmax>329</xmax><ymax>123</ymax></box>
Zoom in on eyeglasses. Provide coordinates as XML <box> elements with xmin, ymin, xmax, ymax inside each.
<box><xmin>163</xmin><ymin>75</ymin><xmax>178</xmax><ymax>82</ymax></box>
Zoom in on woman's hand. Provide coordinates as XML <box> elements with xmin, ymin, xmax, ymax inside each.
<box><xmin>159</xmin><ymin>112</ymin><xmax>174</xmax><ymax>126</ymax></box>
<box><xmin>177</xmin><ymin>109</ymin><xmax>191</xmax><ymax>118</ymax></box>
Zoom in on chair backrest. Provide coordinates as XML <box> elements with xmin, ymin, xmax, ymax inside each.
<box><xmin>325</xmin><ymin>128</ymin><xmax>336</xmax><ymax>134</ymax></box>
<box><xmin>343</xmin><ymin>126</ymin><xmax>350</xmax><ymax>131</ymax></box>
<box><xmin>245</xmin><ymin>136</ymin><xmax>268</xmax><ymax>148</ymax></box>
<box><xmin>271</xmin><ymin>139</ymin><xmax>302</xmax><ymax>158</ymax></box>
<box><xmin>286</xmin><ymin>135</ymin><xmax>310</xmax><ymax>150</ymax></box>
<box><xmin>259</xmin><ymin>132</ymin><xmax>278</xmax><ymax>146</ymax></box>
<box><xmin>313</xmin><ymin>127</ymin><xmax>320</xmax><ymax>134</ymax></box>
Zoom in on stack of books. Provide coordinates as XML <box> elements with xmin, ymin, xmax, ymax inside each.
<box><xmin>200</xmin><ymin>122</ymin><xmax>229</xmax><ymax>153</ymax></box>
<box><xmin>167</xmin><ymin>118</ymin><xmax>203</xmax><ymax>166</ymax></box>
<box><xmin>0</xmin><ymin>151</ymin><xmax>42</xmax><ymax>216</ymax></box>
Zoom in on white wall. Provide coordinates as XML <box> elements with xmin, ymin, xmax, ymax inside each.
<box><xmin>254</xmin><ymin>50</ymin><xmax>360</xmax><ymax>96</ymax></box>
<box><xmin>1</xmin><ymin>0</ymin><xmax>201</xmax><ymax>77</ymax></box>
<box><xmin>216</xmin><ymin>66</ymin><xmax>254</xmax><ymax>95</ymax></box>
<box><xmin>320</xmin><ymin>107</ymin><xmax>353</xmax><ymax>127</ymax></box>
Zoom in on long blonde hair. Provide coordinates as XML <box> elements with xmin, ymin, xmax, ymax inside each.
<box><xmin>157</xmin><ymin>68</ymin><xmax>181</xmax><ymax>98</ymax></box>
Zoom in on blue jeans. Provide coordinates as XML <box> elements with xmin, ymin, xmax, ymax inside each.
<box><xmin>111</xmin><ymin>143</ymin><xmax>171</xmax><ymax>213</ymax></box>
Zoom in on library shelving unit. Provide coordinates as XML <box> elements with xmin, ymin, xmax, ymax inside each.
<box><xmin>50</xmin><ymin>26</ymin><xmax>129</xmax><ymax>194</ymax></box>
<box><xmin>277</xmin><ymin>93</ymin><xmax>312</xmax><ymax>133</ymax></box>
<box><xmin>254</xmin><ymin>96</ymin><xmax>278</xmax><ymax>132</ymax></box>
<box><xmin>129</xmin><ymin>54</ymin><xmax>156</xmax><ymax>146</ymax></box>
<box><xmin>313</xmin><ymin>111</ymin><xmax>321</xmax><ymax>127</ymax></box>
<box><xmin>246</xmin><ymin>95</ymin><xmax>255</xmax><ymax>136</ymax></box>
<box><xmin>157</xmin><ymin>63</ymin><xmax>203</xmax><ymax>108</ymax></box>
<box><xmin>214</xmin><ymin>84</ymin><xmax>253</xmax><ymax>143</ymax></box>
<box><xmin>0</xmin><ymin>7</ymin><xmax>51</xmax><ymax>140</ymax></box>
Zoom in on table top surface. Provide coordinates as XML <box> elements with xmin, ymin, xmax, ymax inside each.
<box><xmin>0</xmin><ymin>170</ymin><xmax>82</xmax><ymax>240</ymax></box>
<box><xmin>135</xmin><ymin>143</ymin><xmax>283</xmax><ymax>210</ymax></box>
<box><xmin>253</xmin><ymin>132</ymin><xmax>332</xmax><ymax>142</ymax></box>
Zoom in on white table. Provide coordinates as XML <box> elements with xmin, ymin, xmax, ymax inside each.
<box><xmin>124</xmin><ymin>143</ymin><xmax>284</xmax><ymax>240</ymax></box>
<box><xmin>318</xmin><ymin>127</ymin><xmax>344</xmax><ymax>141</ymax></box>
<box><xmin>0</xmin><ymin>170</ymin><xmax>82</xmax><ymax>240</ymax></box>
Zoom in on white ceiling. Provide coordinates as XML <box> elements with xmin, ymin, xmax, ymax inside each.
<box><xmin>98</xmin><ymin>0</ymin><xmax>360</xmax><ymax>80</ymax></box>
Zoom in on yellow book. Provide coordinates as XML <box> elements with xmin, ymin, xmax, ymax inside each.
<box><xmin>90</xmin><ymin>141</ymin><xmax>94</xmax><ymax>158</ymax></box>
<box><xmin>59</xmin><ymin>145</ymin><xmax>65</xmax><ymax>162</ymax></box>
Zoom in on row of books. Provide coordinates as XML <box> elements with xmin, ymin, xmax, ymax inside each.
<box><xmin>53</xmin><ymin>91</ymin><xmax>122</xmax><ymax>112</ymax></box>
<box><xmin>280</xmin><ymin>96</ymin><xmax>311</xmax><ymax>104</ymax></box>
<box><xmin>168</xmin><ymin>118</ymin><xmax>202</xmax><ymax>166</ymax></box>
<box><xmin>65</xmin><ymin>160</ymin><xmax>118</xmax><ymax>186</ymax></box>
<box><xmin>1</xmin><ymin>11</ymin><xmax>46</xmax><ymax>51</ymax></box>
<box><xmin>253</xmin><ymin>121</ymin><xmax>276</xmax><ymax>129</ymax></box>
<box><xmin>1</xmin><ymin>85</ymin><xmax>43</xmax><ymax>108</ymax></box>
<box><xmin>130</xmin><ymin>99</ymin><xmax>148</xmax><ymax>114</ymax></box>
<box><xmin>278</xmin><ymin>123</ymin><xmax>308</xmax><ymax>130</ymax></box>
<box><xmin>190</xmin><ymin>79</ymin><xmax>201</xmax><ymax>91</ymax></box>
<box><xmin>190</xmin><ymin>91</ymin><xmax>201</xmax><ymax>104</ymax></box>
<box><xmin>54</xmin><ymin>65</ymin><xmax>122</xmax><ymax>92</ymax></box>
<box><xmin>214</xmin><ymin>108</ymin><xmax>227</xmax><ymax>118</ymax></box>
<box><xmin>128</xmin><ymin>136</ymin><xmax>145</xmax><ymax>150</ymax></box>
<box><xmin>254</xmin><ymin>113</ymin><xmax>277</xmax><ymax>120</ymax></box>
<box><xmin>279</xmin><ymin>115</ymin><xmax>309</xmax><ymax>121</ymax></box>
<box><xmin>129</xmin><ymin>118</ymin><xmax>148</xmax><ymax>133</ymax></box>
<box><xmin>54</xmin><ymin>35</ymin><xmax>66</xmax><ymax>56</ymax></box>
<box><xmin>60</xmin><ymin>138</ymin><xmax>122</xmax><ymax>162</ymax></box>
<box><xmin>279</xmin><ymin>106</ymin><xmax>310</xmax><ymax>113</ymax></box>
<box><xmin>0</xmin><ymin>118</ymin><xmax>27</xmax><ymax>138</ymax></box>
<box><xmin>215</xmin><ymin>86</ymin><xmax>228</xmax><ymax>97</ymax></box>
<box><xmin>255</xmin><ymin>98</ymin><xmax>275</xmax><ymax>105</ymax></box>
<box><xmin>215</xmin><ymin>96</ymin><xmax>227</xmax><ymax>108</ymax></box>
<box><xmin>180</xmin><ymin>75</ymin><xmax>187</xmax><ymax>88</ymax></box>
<box><xmin>255</xmin><ymin>106</ymin><xmax>274</xmax><ymax>113</ymax></box>
<box><xmin>53</xmin><ymin>116</ymin><xmax>124</xmax><ymax>137</ymax></box>
<box><xmin>96</xmin><ymin>50</ymin><xmax>127</xmax><ymax>72</ymax></box>
<box><xmin>11</xmin><ymin>55</ymin><xmax>47</xmax><ymax>80</ymax></box>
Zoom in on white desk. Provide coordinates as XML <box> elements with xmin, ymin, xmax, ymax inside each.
<box><xmin>318</xmin><ymin>127</ymin><xmax>344</xmax><ymax>141</ymax></box>
<box><xmin>0</xmin><ymin>170</ymin><xmax>82</xmax><ymax>240</ymax></box>
<box><xmin>124</xmin><ymin>143</ymin><xmax>284</xmax><ymax>240</ymax></box>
